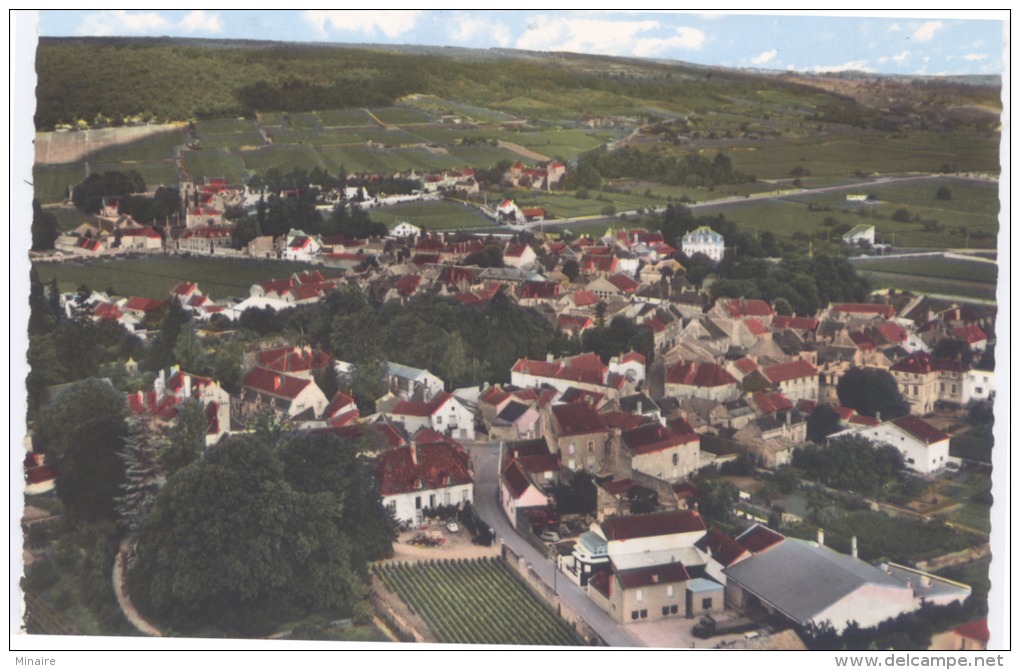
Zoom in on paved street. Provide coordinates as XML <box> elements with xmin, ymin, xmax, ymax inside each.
<box><xmin>469</xmin><ymin>442</ymin><xmax>643</xmax><ymax>648</ymax></box>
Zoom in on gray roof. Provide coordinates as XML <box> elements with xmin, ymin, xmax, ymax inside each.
<box><xmin>723</xmin><ymin>538</ymin><xmax>910</xmax><ymax>625</ymax></box>
<box><xmin>687</xmin><ymin>577</ymin><xmax>724</xmax><ymax>594</ymax></box>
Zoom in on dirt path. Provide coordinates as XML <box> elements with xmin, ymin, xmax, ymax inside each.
<box><xmin>112</xmin><ymin>540</ymin><xmax>163</xmax><ymax>637</ymax></box>
<box><xmin>383</xmin><ymin>528</ymin><xmax>499</xmax><ymax>564</ymax></box>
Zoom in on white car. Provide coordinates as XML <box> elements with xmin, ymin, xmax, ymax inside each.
<box><xmin>539</xmin><ymin>530</ymin><xmax>560</xmax><ymax>543</ymax></box>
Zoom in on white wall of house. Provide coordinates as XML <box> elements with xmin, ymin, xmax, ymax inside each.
<box><xmin>664</xmin><ymin>382</ymin><xmax>740</xmax><ymax>403</ymax></box>
<box><xmin>500</xmin><ymin>480</ymin><xmax>551</xmax><ymax>529</ymax></box>
<box><xmin>631</xmin><ymin>442</ymin><xmax>700</xmax><ymax>482</ymax></box>
<box><xmin>855</xmin><ymin>423</ymin><xmax>951</xmax><ymax>475</ymax></box>
<box><xmin>288</xmin><ymin>384</ymin><xmax>329</xmax><ymax>419</ymax></box>
<box><xmin>775</xmin><ymin>376</ymin><xmax>819</xmax><ymax>402</ymax></box>
<box><xmin>384</xmin><ymin>483</ymin><xmax>474</xmax><ymax>524</ymax></box>
<box><xmin>604</xmin><ymin>529</ymin><xmax>706</xmax><ymax>560</ymax></box>
<box><xmin>963</xmin><ymin>369</ymin><xmax>995</xmax><ymax>404</ymax></box>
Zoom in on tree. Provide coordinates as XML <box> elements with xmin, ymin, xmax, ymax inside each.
<box><xmin>34</xmin><ymin>379</ymin><xmax>128</xmax><ymax>522</ymax></box>
<box><xmin>127</xmin><ymin>433</ymin><xmax>386</xmax><ymax>636</ymax></box>
<box><xmin>116</xmin><ymin>417</ymin><xmax>163</xmax><ymax>534</ymax></box>
<box><xmin>32</xmin><ymin>199</ymin><xmax>59</xmax><ymax>251</ymax></box>
<box><xmin>807</xmin><ymin>404</ymin><xmax>843</xmax><ymax>444</ymax></box>
<box><xmin>836</xmin><ymin>367</ymin><xmax>909</xmax><ymax>420</ymax></box>
<box><xmin>891</xmin><ymin>208</ymin><xmax>911</xmax><ymax>223</ymax></box>
<box><xmin>936</xmin><ymin>186</ymin><xmax>952</xmax><ymax>201</ymax></box>
<box><xmin>562</xmin><ymin>259</ymin><xmax>580</xmax><ymax>282</ymax></box>
<box><xmin>932</xmin><ymin>337</ymin><xmax>974</xmax><ymax>366</ymax></box>
<box><xmin>172</xmin><ymin>326</ymin><xmax>209</xmax><ymax>375</ymax></box>
<box><xmin>158</xmin><ymin>399</ymin><xmax>207</xmax><ymax>476</ymax></box>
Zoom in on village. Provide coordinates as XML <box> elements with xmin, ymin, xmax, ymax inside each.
<box><xmin>23</xmin><ymin>169</ymin><xmax>996</xmax><ymax>650</ymax></box>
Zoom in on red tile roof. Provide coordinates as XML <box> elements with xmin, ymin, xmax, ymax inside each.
<box><xmin>735</xmin><ymin>524</ymin><xmax>785</xmax><ymax>554</ymax></box>
<box><xmin>622</xmin><ymin>351</ymin><xmax>646</xmax><ymax>366</ymax></box>
<box><xmin>520</xmin><ymin>281</ymin><xmax>560</xmax><ymax>299</ymax></box>
<box><xmin>121</xmin><ymin>226</ymin><xmax>161</xmax><ymax>238</ymax></box>
<box><xmin>873</xmin><ymin>321</ymin><xmax>908</xmax><ymax>344</ymax></box>
<box><xmin>601</xmin><ymin>478</ymin><xmax>637</xmax><ymax>495</ymax></box>
<box><xmin>558</xmin><ymin>314</ymin><xmax>593</xmax><ymax>332</ymax></box>
<box><xmin>890</xmin><ymin>352</ymin><xmax>968</xmax><ymax>375</ymax></box>
<box><xmin>570</xmin><ymin>290</ymin><xmax>601</xmax><ymax>307</ymax></box>
<box><xmin>718</xmin><ymin>298</ymin><xmax>774</xmax><ymax>318</ymax></box>
<box><xmin>695</xmin><ymin>528</ymin><xmax>749</xmax><ymax>567</ymax></box>
<box><xmin>953</xmin><ymin>324</ymin><xmax>988</xmax><ymax>344</ymax></box>
<box><xmin>503</xmin><ymin>460</ymin><xmax>535</xmax><ymax>499</ymax></box>
<box><xmin>504</xmin><ymin>243</ymin><xmax>531</xmax><ymax>258</ymax></box>
<box><xmin>551</xmin><ymin>403</ymin><xmax>608</xmax><ymax>437</ymax></box>
<box><xmin>850</xmin><ymin>331</ymin><xmax>877</xmax><ymax>350</ymax></box>
<box><xmin>621</xmin><ymin>421</ymin><xmax>698</xmax><ymax>455</ymax></box>
<box><xmin>953</xmin><ymin>619</ymin><xmax>990</xmax><ymax>645</ymax></box>
<box><xmin>600</xmin><ymin>411</ymin><xmax>651</xmax><ymax>431</ymax></box>
<box><xmin>392</xmin><ymin>392</ymin><xmax>453</xmax><ymax>418</ymax></box>
<box><xmin>892</xmin><ymin>415</ymin><xmax>949</xmax><ymax>444</ymax></box>
<box><xmin>665</xmin><ymin>361</ymin><xmax>737</xmax><ymax>388</ymax></box>
<box><xmin>763</xmin><ymin>359</ymin><xmax>818</xmax><ymax>384</ymax></box>
<box><xmin>606</xmin><ymin>273</ymin><xmax>640</xmax><ymax>293</ymax></box>
<box><xmin>733</xmin><ymin>357</ymin><xmax>759</xmax><ymax>375</ymax></box>
<box><xmin>375</xmin><ymin>439</ymin><xmax>472</xmax><ymax>496</ymax></box>
<box><xmin>744</xmin><ymin>318</ymin><xmax>769</xmax><ymax>336</ymax></box>
<box><xmin>325</xmin><ymin>391</ymin><xmax>357</xmax><ymax>419</ymax></box>
<box><xmin>124</xmin><ymin>296</ymin><xmax>166</xmax><ymax>313</ymax></box>
<box><xmin>772</xmin><ymin>315</ymin><xmax>819</xmax><ymax>332</ymax></box>
<box><xmin>600</xmin><ymin>510</ymin><xmax>706</xmax><ymax>541</ymax></box>
<box><xmin>616</xmin><ymin>563</ymin><xmax>690</xmax><ymax>589</ymax></box>
<box><xmin>395</xmin><ymin>274</ymin><xmax>423</xmax><ymax>296</ymax></box>
<box><xmin>480</xmin><ymin>386</ymin><xmax>512</xmax><ymax>408</ymax></box>
<box><xmin>753</xmin><ymin>392</ymin><xmax>794</xmax><ymax>415</ymax></box>
<box><xmin>242</xmin><ymin>367</ymin><xmax>312</xmax><ymax>400</ymax></box>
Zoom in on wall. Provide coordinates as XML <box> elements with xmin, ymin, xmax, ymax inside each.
<box><xmin>500</xmin><ymin>543</ymin><xmax>605</xmax><ymax>646</ymax></box>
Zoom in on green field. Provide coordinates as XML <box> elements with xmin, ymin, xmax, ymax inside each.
<box><xmin>33</xmin><ymin>256</ymin><xmax>339</xmax><ymax>300</ymax></box>
<box><xmin>84</xmin><ymin>129</ymin><xmax>186</xmax><ymax>163</ymax></box>
<box><xmin>949</xmin><ymin>430</ymin><xmax>994</xmax><ymax>465</ymax></box>
<box><xmin>375</xmin><ymin>558</ymin><xmax>582</xmax><ymax>647</ymax></box>
<box><xmin>240</xmin><ymin>145</ymin><xmax>330</xmax><ymax>173</ymax></box>
<box><xmin>375</xmin><ymin>200</ymin><xmax>494</xmax><ymax>231</ymax></box>
<box><xmin>33</xmin><ymin>163</ymin><xmax>86</xmax><ymax>204</ymax></box>
<box><xmin>936</xmin><ymin>472</ymin><xmax>992</xmax><ymax>535</ymax></box>
<box><xmin>197</xmin><ymin>130</ymin><xmax>265</xmax><ymax>149</ymax></box>
<box><xmin>852</xmin><ymin>257</ymin><xmax>998</xmax><ymax>285</ymax></box>
<box><xmin>181</xmin><ymin>149</ymin><xmax>250</xmax><ymax>183</ymax></box>
<box><xmin>315</xmin><ymin>109</ymin><xmax>375</xmax><ymax>127</ymax></box>
<box><xmin>510</xmin><ymin>190</ymin><xmax>661</xmax><ymax>219</ymax></box>
<box><xmin>92</xmin><ymin>161</ymin><xmax>180</xmax><ymax>188</ymax></box>
<box><xmin>856</xmin><ymin>271</ymin><xmax>997</xmax><ymax>302</ymax></box>
<box><xmin>194</xmin><ymin>118</ymin><xmax>258</xmax><ymax>134</ymax></box>
<box><xmin>47</xmin><ymin>206</ymin><xmax>94</xmax><ymax>233</ymax></box>
<box><xmin>371</xmin><ymin>106</ymin><xmax>434</xmax><ymax>125</ymax></box>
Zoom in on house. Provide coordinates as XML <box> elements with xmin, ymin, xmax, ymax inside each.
<box><xmin>828</xmin><ymin>302</ymin><xmax>896</xmax><ymax>321</ymax></box>
<box><xmin>588</xmin><ymin>562</ymin><xmax>695</xmax><ymax>624</ymax></box>
<box><xmin>761</xmin><ymin>359</ymin><xmax>819</xmax><ymax>402</ymax></box>
<box><xmin>499</xmin><ymin>438</ymin><xmax>559</xmax><ymax>528</ymax></box>
<box><xmin>545</xmin><ymin>402</ymin><xmax>611</xmax><ymax>473</ymax></box>
<box><xmin>953</xmin><ymin>324</ymin><xmax>988</xmax><ymax>353</ymax></box>
<box><xmin>385</xmin><ymin>362</ymin><xmax>445</xmax><ymax>402</ymax></box>
<box><xmin>618</xmin><ymin>418</ymin><xmax>700</xmax><ymax>482</ymax></box>
<box><xmin>723</xmin><ymin>529</ymin><xmax>969</xmax><ymax>633</ymax></box>
<box><xmin>846</xmin><ymin>415</ymin><xmax>954</xmax><ymax>475</ymax></box>
<box><xmin>489</xmin><ymin>400</ymin><xmax>542</xmax><ymax>441</ymax></box>
<box><xmin>283</xmin><ymin>231</ymin><xmax>322</xmax><ymax>262</ymax></box>
<box><xmin>119</xmin><ymin>226</ymin><xmax>163</xmax><ymax>251</ymax></box>
<box><xmin>586</xmin><ymin>273</ymin><xmax>640</xmax><ymax>300</ymax></box>
<box><xmin>237</xmin><ymin>367</ymin><xmax>329</xmax><ymax>423</ymax></box>
<box><xmin>390</xmin><ymin>222</ymin><xmax>422</xmax><ymax>238</ymax></box>
<box><xmin>681</xmin><ymin>226</ymin><xmax>725</xmax><ymax>264</ymax></box>
<box><xmin>178</xmin><ymin>226</ymin><xmax>234</xmax><ymax>254</ymax></box>
<box><xmin>512</xmin><ymin>352</ymin><xmax>627</xmax><ymax>398</ymax></box>
<box><xmin>889</xmin><ymin>353</ymin><xmax>968</xmax><ymax>414</ymax></box>
<box><xmin>842</xmin><ymin>224</ymin><xmax>875</xmax><ymax>246</ymax></box>
<box><xmin>664</xmin><ymin>361</ymin><xmax>740</xmax><ymax>402</ymax></box>
<box><xmin>931</xmin><ymin>619</ymin><xmax>990</xmax><ymax>651</ymax></box>
<box><xmin>710</xmin><ymin>298</ymin><xmax>775</xmax><ymax>325</ymax></box>
<box><xmin>388</xmin><ymin>391</ymin><xmax>475</xmax><ymax>441</ymax></box>
<box><xmin>257</xmin><ymin>345</ymin><xmax>333</xmax><ymax>379</ymax></box>
<box><xmin>963</xmin><ymin>368</ymin><xmax>995</xmax><ymax>404</ymax></box>
<box><xmin>375</xmin><ymin>429</ymin><xmax>473</xmax><ymax>525</ymax></box>
<box><xmin>694</xmin><ymin>527</ymin><xmax>750</xmax><ymax>586</ymax></box>
<box><xmin>503</xmin><ymin>243</ymin><xmax>537</xmax><ymax>269</ymax></box>
<box><xmin>128</xmin><ymin>366</ymin><xmax>231</xmax><ymax>446</ymax></box>
<box><xmin>497</xmin><ymin>199</ymin><xmax>521</xmax><ymax>224</ymax></box>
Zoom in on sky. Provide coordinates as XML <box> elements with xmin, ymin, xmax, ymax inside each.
<box><xmin>33</xmin><ymin>9</ymin><xmax>1007</xmax><ymax>77</ymax></box>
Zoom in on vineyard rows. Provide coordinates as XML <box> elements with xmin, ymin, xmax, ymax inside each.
<box><xmin>375</xmin><ymin>557</ymin><xmax>582</xmax><ymax>647</ymax></box>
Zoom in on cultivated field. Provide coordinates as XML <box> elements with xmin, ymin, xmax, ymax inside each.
<box><xmin>33</xmin><ymin>256</ymin><xmax>340</xmax><ymax>301</ymax></box>
<box><xmin>35</xmin><ymin>124</ymin><xmax>184</xmax><ymax>165</ymax></box>
<box><xmin>375</xmin><ymin>558</ymin><xmax>582</xmax><ymax>647</ymax></box>
<box><xmin>375</xmin><ymin>201</ymin><xmax>494</xmax><ymax>231</ymax></box>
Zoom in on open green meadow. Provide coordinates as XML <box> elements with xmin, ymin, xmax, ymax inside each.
<box><xmin>33</xmin><ymin>256</ymin><xmax>341</xmax><ymax>301</ymax></box>
<box><xmin>33</xmin><ymin>163</ymin><xmax>85</xmax><ymax>204</ymax></box>
<box><xmin>375</xmin><ymin>558</ymin><xmax>582</xmax><ymax>647</ymax></box>
<box><xmin>182</xmin><ymin>149</ymin><xmax>250</xmax><ymax>182</ymax></box>
<box><xmin>376</xmin><ymin>200</ymin><xmax>493</xmax><ymax>231</ymax></box>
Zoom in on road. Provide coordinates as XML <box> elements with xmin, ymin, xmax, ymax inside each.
<box><xmin>468</xmin><ymin>441</ymin><xmax>643</xmax><ymax>648</ymax></box>
<box><xmin>460</xmin><ymin>173</ymin><xmax>988</xmax><ymax>235</ymax></box>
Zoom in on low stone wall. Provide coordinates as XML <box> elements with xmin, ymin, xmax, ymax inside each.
<box><xmin>500</xmin><ymin>543</ymin><xmax>605</xmax><ymax>646</ymax></box>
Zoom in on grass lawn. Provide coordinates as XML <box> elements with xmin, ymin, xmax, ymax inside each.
<box><xmin>374</xmin><ymin>200</ymin><xmax>494</xmax><ymax>231</ymax></box>
<box><xmin>33</xmin><ymin>163</ymin><xmax>86</xmax><ymax>204</ymax></box>
<box><xmin>33</xmin><ymin>257</ymin><xmax>341</xmax><ymax>301</ymax></box>
<box><xmin>47</xmin><ymin>206</ymin><xmax>94</xmax><ymax>232</ymax></box>
<box><xmin>935</xmin><ymin>472</ymin><xmax>993</xmax><ymax>535</ymax></box>
<box><xmin>182</xmin><ymin>149</ymin><xmax>250</xmax><ymax>183</ymax></box>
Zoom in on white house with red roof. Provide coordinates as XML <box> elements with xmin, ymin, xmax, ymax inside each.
<box><xmin>512</xmin><ymin>352</ymin><xmax>631</xmax><ymax>399</ymax></box>
<box><xmin>390</xmin><ymin>222</ymin><xmax>422</xmax><ymax>238</ymax></box>
<box><xmin>503</xmin><ymin>243</ymin><xmax>537</xmax><ymax>269</ymax></box>
<box><xmin>953</xmin><ymin>324</ymin><xmax>988</xmax><ymax>353</ymax></box>
<box><xmin>710</xmin><ymin>298</ymin><xmax>775</xmax><ymax>325</ymax></box>
<box><xmin>128</xmin><ymin>366</ymin><xmax>231</xmax><ymax>446</ymax></box>
<box><xmin>119</xmin><ymin>226</ymin><xmax>163</xmax><ymax>251</ymax></box>
<box><xmin>843</xmin><ymin>415</ymin><xmax>955</xmax><ymax>475</ymax></box>
<box><xmin>238</xmin><ymin>367</ymin><xmax>329</xmax><ymax>423</ymax></box>
<box><xmin>499</xmin><ymin>439</ymin><xmax>558</xmax><ymax>528</ymax></box>
<box><xmin>497</xmin><ymin>199</ymin><xmax>521</xmax><ymax>224</ymax></box>
<box><xmin>608</xmin><ymin>351</ymin><xmax>647</xmax><ymax>387</ymax></box>
<box><xmin>282</xmin><ymin>230</ymin><xmax>322</xmax><ymax>262</ymax></box>
<box><xmin>762</xmin><ymin>359</ymin><xmax>819</xmax><ymax>402</ymax></box>
<box><xmin>388</xmin><ymin>391</ymin><xmax>475</xmax><ymax>441</ymax></box>
<box><xmin>375</xmin><ymin>429</ymin><xmax>474</xmax><ymax>525</ymax></box>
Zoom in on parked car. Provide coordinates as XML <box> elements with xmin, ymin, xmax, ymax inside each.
<box><xmin>539</xmin><ymin>530</ymin><xmax>560</xmax><ymax>543</ymax></box>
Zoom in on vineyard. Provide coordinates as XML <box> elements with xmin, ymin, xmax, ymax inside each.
<box><xmin>375</xmin><ymin>558</ymin><xmax>583</xmax><ymax>647</ymax></box>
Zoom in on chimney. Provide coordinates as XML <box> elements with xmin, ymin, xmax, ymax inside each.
<box><xmin>546</xmin><ymin>353</ymin><xmax>555</xmax><ymax>363</ymax></box>
<box><xmin>851</xmin><ymin>535</ymin><xmax>858</xmax><ymax>559</ymax></box>
<box><xmin>637</xmin><ymin>399</ymin><xmax>644</xmax><ymax>415</ymax></box>
<box><xmin>876</xmin><ymin>411</ymin><xmax>881</xmax><ymax>422</ymax></box>
<box><xmin>817</xmin><ymin>528</ymin><xmax>825</xmax><ymax>546</ymax></box>
<box><xmin>410</xmin><ymin>439</ymin><xmax>418</xmax><ymax>465</ymax></box>
<box><xmin>184</xmin><ymin>373</ymin><xmax>192</xmax><ymax>398</ymax></box>
<box><xmin>785</xmin><ymin>411</ymin><xmax>791</xmax><ymax>427</ymax></box>
<box><xmin>651</xmin><ymin>573</ymin><xmax>659</xmax><ymax>583</ymax></box>
<box><xmin>274</xmin><ymin>375</ymin><xmax>282</xmax><ymax>391</ymax></box>
<box><xmin>692</xmin><ymin>502</ymin><xmax>699</xmax><ymax>515</ymax></box>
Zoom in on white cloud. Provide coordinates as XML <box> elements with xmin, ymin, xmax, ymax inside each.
<box><xmin>811</xmin><ymin>60</ymin><xmax>874</xmax><ymax>74</ymax></box>
<box><xmin>912</xmin><ymin>21</ymin><xmax>942</xmax><ymax>43</ymax></box>
<box><xmin>892</xmin><ymin>50</ymin><xmax>910</xmax><ymax>62</ymax></box>
<box><xmin>179</xmin><ymin>10</ymin><xmax>222</xmax><ymax>34</ymax></box>
<box><xmin>450</xmin><ymin>16</ymin><xmax>511</xmax><ymax>47</ymax></box>
<box><xmin>516</xmin><ymin>16</ymin><xmax>704</xmax><ymax>57</ymax></box>
<box><xmin>76</xmin><ymin>10</ymin><xmax>168</xmax><ymax>36</ymax></box>
<box><xmin>303</xmin><ymin>10</ymin><xmax>422</xmax><ymax>39</ymax></box>
<box><xmin>963</xmin><ymin>53</ymin><xmax>989</xmax><ymax>61</ymax></box>
<box><xmin>751</xmin><ymin>49</ymin><xmax>778</xmax><ymax>65</ymax></box>
<box><xmin>888</xmin><ymin>23</ymin><xmax>901</xmax><ymax>33</ymax></box>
